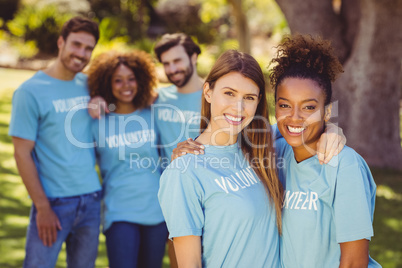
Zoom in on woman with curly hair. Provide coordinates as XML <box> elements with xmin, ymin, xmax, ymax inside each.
<box><xmin>86</xmin><ymin>50</ymin><xmax>167</xmax><ymax>268</ymax></box>
<box><xmin>271</xmin><ymin>34</ymin><xmax>380</xmax><ymax>267</ymax></box>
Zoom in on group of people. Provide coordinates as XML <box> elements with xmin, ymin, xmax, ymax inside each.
<box><xmin>8</xmin><ymin>15</ymin><xmax>380</xmax><ymax>268</ymax></box>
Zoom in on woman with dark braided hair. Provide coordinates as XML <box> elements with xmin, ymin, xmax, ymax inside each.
<box><xmin>271</xmin><ymin>34</ymin><xmax>381</xmax><ymax>267</ymax></box>
<box><xmin>87</xmin><ymin>50</ymin><xmax>168</xmax><ymax>268</ymax></box>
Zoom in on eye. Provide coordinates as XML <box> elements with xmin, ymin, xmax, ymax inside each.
<box><xmin>304</xmin><ymin>105</ymin><xmax>316</xmax><ymax>110</ymax></box>
<box><xmin>244</xmin><ymin>96</ymin><xmax>255</xmax><ymax>101</ymax></box>
<box><xmin>113</xmin><ymin>79</ymin><xmax>122</xmax><ymax>83</ymax></box>
<box><xmin>279</xmin><ymin>104</ymin><xmax>290</xmax><ymax>108</ymax></box>
<box><xmin>129</xmin><ymin>77</ymin><xmax>136</xmax><ymax>82</ymax></box>
<box><xmin>224</xmin><ymin>91</ymin><xmax>234</xmax><ymax>96</ymax></box>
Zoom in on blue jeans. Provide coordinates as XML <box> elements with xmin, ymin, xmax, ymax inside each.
<box><xmin>105</xmin><ymin>221</ymin><xmax>168</xmax><ymax>268</ymax></box>
<box><xmin>23</xmin><ymin>191</ymin><xmax>101</xmax><ymax>268</ymax></box>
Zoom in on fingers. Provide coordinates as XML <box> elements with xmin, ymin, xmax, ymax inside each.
<box><xmin>333</xmin><ymin>131</ymin><xmax>347</xmax><ymax>156</ymax></box>
<box><xmin>316</xmin><ymin>137</ymin><xmax>326</xmax><ymax>165</ymax></box>
<box><xmin>88</xmin><ymin>96</ymin><xmax>109</xmax><ymax>119</ymax></box>
<box><xmin>322</xmin><ymin>134</ymin><xmax>338</xmax><ymax>164</ymax></box>
<box><xmin>171</xmin><ymin>138</ymin><xmax>205</xmax><ymax>162</ymax></box>
<box><xmin>186</xmin><ymin>138</ymin><xmax>204</xmax><ymax>150</ymax></box>
<box><xmin>102</xmin><ymin>101</ymin><xmax>110</xmax><ymax>114</ymax></box>
<box><xmin>317</xmin><ymin>123</ymin><xmax>347</xmax><ymax>164</ymax></box>
<box><xmin>36</xmin><ymin>209</ymin><xmax>61</xmax><ymax>247</ymax></box>
<box><xmin>38</xmin><ymin>224</ymin><xmax>58</xmax><ymax>247</ymax></box>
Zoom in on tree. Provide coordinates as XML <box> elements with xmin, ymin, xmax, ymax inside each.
<box><xmin>275</xmin><ymin>0</ymin><xmax>402</xmax><ymax>169</ymax></box>
<box><xmin>227</xmin><ymin>0</ymin><xmax>250</xmax><ymax>53</ymax></box>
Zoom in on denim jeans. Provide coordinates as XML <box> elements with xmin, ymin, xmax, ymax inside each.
<box><xmin>105</xmin><ymin>221</ymin><xmax>168</xmax><ymax>268</ymax></box>
<box><xmin>23</xmin><ymin>190</ymin><xmax>101</xmax><ymax>268</ymax></box>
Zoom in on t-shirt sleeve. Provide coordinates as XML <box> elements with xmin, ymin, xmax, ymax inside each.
<box><xmin>333</xmin><ymin>152</ymin><xmax>375</xmax><ymax>243</ymax></box>
<box><xmin>158</xmin><ymin>159</ymin><xmax>204</xmax><ymax>239</ymax></box>
<box><xmin>8</xmin><ymin>89</ymin><xmax>39</xmax><ymax>141</ymax></box>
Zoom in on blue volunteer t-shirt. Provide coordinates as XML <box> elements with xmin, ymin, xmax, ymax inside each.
<box><xmin>8</xmin><ymin>71</ymin><xmax>100</xmax><ymax>198</ymax></box>
<box><xmin>153</xmin><ymin>85</ymin><xmax>202</xmax><ymax>165</ymax></box>
<box><xmin>158</xmin><ymin>142</ymin><xmax>280</xmax><ymax>267</ymax></box>
<box><xmin>275</xmin><ymin>138</ymin><xmax>381</xmax><ymax>268</ymax></box>
<box><xmin>93</xmin><ymin>108</ymin><xmax>164</xmax><ymax>232</ymax></box>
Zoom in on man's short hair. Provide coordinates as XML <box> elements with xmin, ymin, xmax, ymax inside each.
<box><xmin>154</xmin><ymin>33</ymin><xmax>201</xmax><ymax>62</ymax></box>
<box><xmin>60</xmin><ymin>16</ymin><xmax>99</xmax><ymax>43</ymax></box>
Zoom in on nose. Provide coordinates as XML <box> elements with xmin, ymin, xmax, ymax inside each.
<box><xmin>167</xmin><ymin>63</ymin><xmax>177</xmax><ymax>74</ymax></box>
<box><xmin>289</xmin><ymin>107</ymin><xmax>302</xmax><ymax>121</ymax></box>
<box><xmin>231</xmin><ymin>97</ymin><xmax>244</xmax><ymax>112</ymax></box>
<box><xmin>76</xmin><ymin>47</ymin><xmax>86</xmax><ymax>58</ymax></box>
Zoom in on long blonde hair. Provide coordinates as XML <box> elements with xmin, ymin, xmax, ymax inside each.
<box><xmin>201</xmin><ymin>50</ymin><xmax>284</xmax><ymax>233</ymax></box>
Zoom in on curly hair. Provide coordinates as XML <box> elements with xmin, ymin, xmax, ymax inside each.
<box><xmin>87</xmin><ymin>50</ymin><xmax>157</xmax><ymax>110</ymax></box>
<box><xmin>269</xmin><ymin>34</ymin><xmax>344</xmax><ymax>105</ymax></box>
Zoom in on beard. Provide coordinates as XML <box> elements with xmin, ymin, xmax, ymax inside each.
<box><xmin>60</xmin><ymin>49</ymin><xmax>88</xmax><ymax>74</ymax></box>
<box><xmin>166</xmin><ymin>63</ymin><xmax>194</xmax><ymax>88</ymax></box>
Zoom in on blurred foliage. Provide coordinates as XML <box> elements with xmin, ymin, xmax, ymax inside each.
<box><xmin>0</xmin><ymin>29</ymin><xmax>38</xmax><ymax>59</ymax></box>
<box><xmin>6</xmin><ymin>4</ymin><xmax>72</xmax><ymax>55</ymax></box>
<box><xmin>87</xmin><ymin>0</ymin><xmax>158</xmax><ymax>41</ymax></box>
<box><xmin>199</xmin><ymin>0</ymin><xmax>289</xmax><ymax>38</ymax></box>
<box><xmin>0</xmin><ymin>0</ymin><xmax>289</xmax><ymax>66</ymax></box>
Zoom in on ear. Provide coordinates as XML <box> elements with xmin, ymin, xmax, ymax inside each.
<box><xmin>57</xmin><ymin>36</ymin><xmax>64</xmax><ymax>50</ymax></box>
<box><xmin>203</xmin><ymin>82</ymin><xmax>212</xmax><ymax>104</ymax></box>
<box><xmin>324</xmin><ymin>103</ymin><xmax>332</xmax><ymax>122</ymax></box>
<box><xmin>190</xmin><ymin>52</ymin><xmax>198</xmax><ymax>65</ymax></box>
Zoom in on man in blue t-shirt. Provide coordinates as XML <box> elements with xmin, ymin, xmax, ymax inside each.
<box><xmin>152</xmin><ymin>33</ymin><xmax>204</xmax><ymax>167</ymax></box>
<box><xmin>152</xmin><ymin>32</ymin><xmax>204</xmax><ymax>268</ymax></box>
<box><xmin>8</xmin><ymin>17</ymin><xmax>101</xmax><ymax>268</ymax></box>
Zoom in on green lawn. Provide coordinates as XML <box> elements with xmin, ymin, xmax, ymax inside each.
<box><xmin>1</xmin><ymin>67</ymin><xmax>402</xmax><ymax>267</ymax></box>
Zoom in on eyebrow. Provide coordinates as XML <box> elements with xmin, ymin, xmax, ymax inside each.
<box><xmin>162</xmin><ymin>57</ymin><xmax>182</xmax><ymax>64</ymax></box>
<box><xmin>224</xmin><ymin>87</ymin><xmax>259</xmax><ymax>97</ymax></box>
<box><xmin>72</xmin><ymin>40</ymin><xmax>95</xmax><ymax>50</ymax></box>
<box><xmin>277</xmin><ymin>97</ymin><xmax>318</xmax><ymax>103</ymax></box>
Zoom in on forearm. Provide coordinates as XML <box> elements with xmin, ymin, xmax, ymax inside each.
<box><xmin>339</xmin><ymin>239</ymin><xmax>369</xmax><ymax>268</ymax></box>
<box><xmin>14</xmin><ymin>151</ymin><xmax>50</xmax><ymax>211</ymax></box>
<box><xmin>173</xmin><ymin>236</ymin><xmax>202</xmax><ymax>268</ymax></box>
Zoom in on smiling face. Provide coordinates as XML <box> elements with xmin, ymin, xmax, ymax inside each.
<box><xmin>111</xmin><ymin>64</ymin><xmax>138</xmax><ymax>110</ymax></box>
<box><xmin>160</xmin><ymin>45</ymin><xmax>195</xmax><ymax>88</ymax></box>
<box><xmin>58</xmin><ymin>31</ymin><xmax>96</xmax><ymax>74</ymax></box>
<box><xmin>204</xmin><ymin>72</ymin><xmax>260</xmax><ymax>145</ymax></box>
<box><xmin>275</xmin><ymin>77</ymin><xmax>331</xmax><ymax>161</ymax></box>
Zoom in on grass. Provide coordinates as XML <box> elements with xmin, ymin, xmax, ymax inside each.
<box><xmin>1</xmin><ymin>67</ymin><xmax>402</xmax><ymax>267</ymax></box>
<box><xmin>0</xmin><ymin>68</ymin><xmax>170</xmax><ymax>268</ymax></box>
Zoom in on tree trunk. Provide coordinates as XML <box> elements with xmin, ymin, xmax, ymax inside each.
<box><xmin>275</xmin><ymin>0</ymin><xmax>402</xmax><ymax>169</ymax></box>
<box><xmin>228</xmin><ymin>0</ymin><xmax>251</xmax><ymax>54</ymax></box>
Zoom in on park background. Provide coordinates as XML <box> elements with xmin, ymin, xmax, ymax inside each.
<box><xmin>0</xmin><ymin>0</ymin><xmax>401</xmax><ymax>267</ymax></box>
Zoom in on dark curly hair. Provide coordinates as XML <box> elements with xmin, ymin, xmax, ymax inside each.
<box><xmin>269</xmin><ymin>34</ymin><xmax>344</xmax><ymax>105</ymax></box>
<box><xmin>87</xmin><ymin>50</ymin><xmax>157</xmax><ymax>110</ymax></box>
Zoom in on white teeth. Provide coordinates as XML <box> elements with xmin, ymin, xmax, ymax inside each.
<box><xmin>287</xmin><ymin>126</ymin><xmax>305</xmax><ymax>133</ymax></box>
<box><xmin>225</xmin><ymin>114</ymin><xmax>242</xmax><ymax>122</ymax></box>
<box><xmin>73</xmin><ymin>58</ymin><xmax>83</xmax><ymax>64</ymax></box>
<box><xmin>121</xmin><ymin>91</ymin><xmax>132</xmax><ymax>96</ymax></box>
